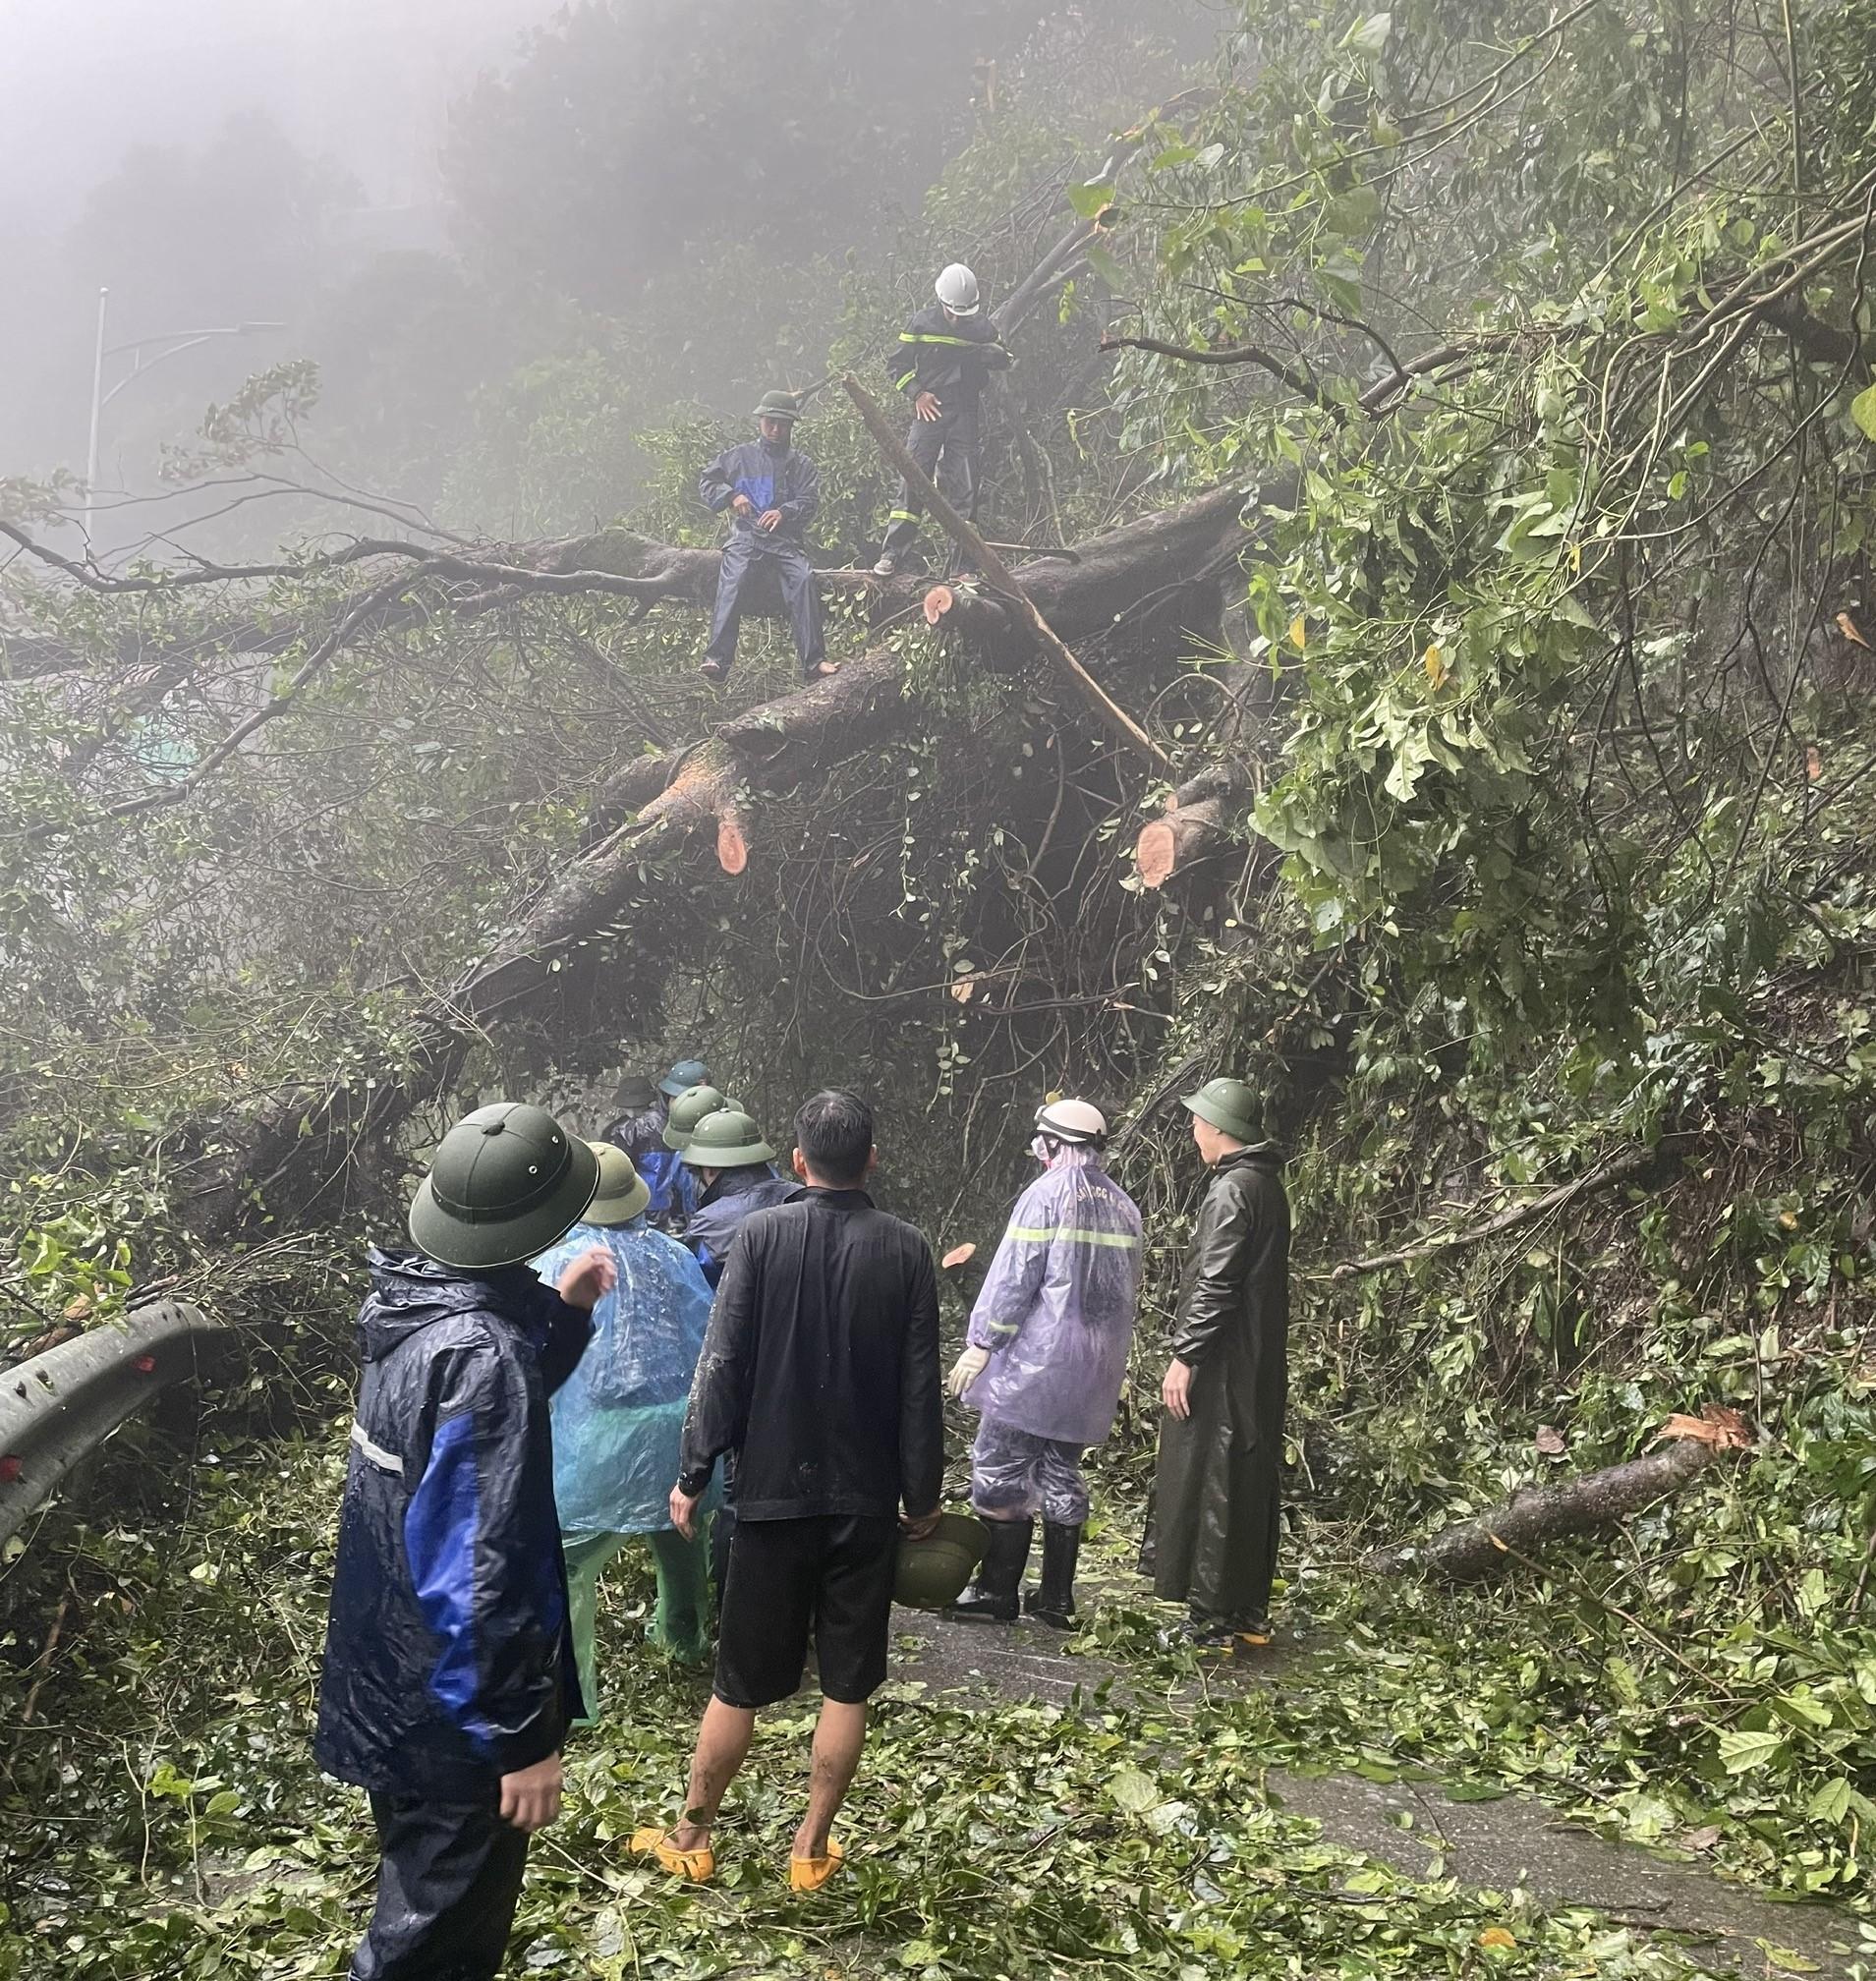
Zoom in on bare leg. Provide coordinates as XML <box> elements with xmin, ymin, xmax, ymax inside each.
<box><xmin>792</xmin><ymin>1699</ymin><xmax>867</xmax><ymax>1860</ymax></box>
<box><xmin>669</xmin><ymin>1698</ymin><xmax>756</xmax><ymax>1850</ymax></box>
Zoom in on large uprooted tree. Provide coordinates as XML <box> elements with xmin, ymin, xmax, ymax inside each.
<box><xmin>1</xmin><ymin>0</ymin><xmax>1872</xmax><ymax>1312</ymax></box>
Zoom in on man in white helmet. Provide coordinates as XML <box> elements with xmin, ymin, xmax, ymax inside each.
<box><xmin>871</xmin><ymin>262</ymin><xmax>1011</xmax><ymax>579</ymax></box>
<box><xmin>945</xmin><ymin>1099</ymin><xmax>1142</xmax><ymax>1627</ymax></box>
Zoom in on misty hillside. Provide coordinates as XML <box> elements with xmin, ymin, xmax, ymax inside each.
<box><xmin>2</xmin><ymin>1</ymin><xmax>1875</xmax><ymax>1976</ymax></box>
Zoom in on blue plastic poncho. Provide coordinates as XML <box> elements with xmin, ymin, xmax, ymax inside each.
<box><xmin>533</xmin><ymin>1217</ymin><xmax>716</xmax><ymax>1537</ymax></box>
<box><xmin>964</xmin><ymin>1147</ymin><xmax>1144</xmax><ymax>1447</ymax></box>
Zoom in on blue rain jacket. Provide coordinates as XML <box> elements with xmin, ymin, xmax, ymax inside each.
<box><xmin>533</xmin><ymin>1217</ymin><xmax>718</xmax><ymax>1536</ymax></box>
<box><xmin>314</xmin><ymin>1250</ymin><xmax>590</xmax><ymax>1798</ymax></box>
<box><xmin>699</xmin><ymin>438</ymin><xmax>821</xmax><ymax>543</ymax></box>
<box><xmin>683</xmin><ymin>1164</ymin><xmax>797</xmax><ymax>1287</ymax></box>
<box><xmin>599</xmin><ymin>1104</ymin><xmax>696</xmax><ymax>1224</ymax></box>
<box><xmin>964</xmin><ymin>1148</ymin><xmax>1144</xmax><ymax>1446</ymax></box>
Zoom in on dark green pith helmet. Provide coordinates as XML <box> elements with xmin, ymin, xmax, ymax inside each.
<box><xmin>895</xmin><ymin>1512</ymin><xmax>989</xmax><ymax>1611</ymax></box>
<box><xmin>751</xmin><ymin>389</ymin><xmax>804</xmax><ymax>424</ymax></box>
<box><xmin>585</xmin><ymin>1141</ymin><xmax>652</xmax><ymax>1225</ymax></box>
<box><xmin>408</xmin><ymin>1102</ymin><xmax>598</xmax><ymax>1271</ymax></box>
<box><xmin>682</xmin><ymin>1107</ymin><xmax>775</xmax><ymax>1171</ymax></box>
<box><xmin>613</xmin><ymin>1073</ymin><xmax>658</xmax><ymax>1112</ymax></box>
<box><xmin>662</xmin><ymin>1084</ymin><xmax>729</xmax><ymax>1152</ymax></box>
<box><xmin>1181</xmin><ymin>1076</ymin><xmax>1262</xmax><ymax>1145</ymax></box>
<box><xmin>660</xmin><ymin>1058</ymin><xmax>712</xmax><ymax>1099</ymax></box>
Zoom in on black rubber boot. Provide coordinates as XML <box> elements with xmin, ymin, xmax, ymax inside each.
<box><xmin>1024</xmin><ymin>1520</ymin><xmax>1081</xmax><ymax>1629</ymax></box>
<box><xmin>949</xmin><ymin>1517</ymin><xmax>1032</xmax><ymax>1623</ymax></box>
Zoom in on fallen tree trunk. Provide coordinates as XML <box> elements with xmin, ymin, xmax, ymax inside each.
<box><xmin>1364</xmin><ymin>1435</ymin><xmax>1727</xmax><ymax>1581</ymax></box>
<box><xmin>192</xmin><ymin>477</ymin><xmax>1273</xmax><ymax>1235</ymax></box>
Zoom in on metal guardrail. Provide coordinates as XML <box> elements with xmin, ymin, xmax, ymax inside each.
<box><xmin>0</xmin><ymin>1301</ymin><xmax>220</xmax><ymax>1549</ymax></box>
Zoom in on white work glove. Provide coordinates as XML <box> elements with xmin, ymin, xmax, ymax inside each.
<box><xmin>947</xmin><ymin>1345</ymin><xmax>991</xmax><ymax>1398</ymax></box>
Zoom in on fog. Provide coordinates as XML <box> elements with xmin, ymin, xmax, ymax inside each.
<box><xmin>0</xmin><ymin>0</ymin><xmax>547</xmax><ymax>490</ymax></box>
<box><xmin>0</xmin><ymin>0</ymin><xmax>540</xmax><ymax>222</ymax></box>
<box><xmin>0</xmin><ymin>0</ymin><xmax>1165</xmax><ymax>550</ymax></box>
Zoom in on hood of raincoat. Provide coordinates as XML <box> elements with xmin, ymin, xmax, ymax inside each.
<box><xmin>356</xmin><ymin>1248</ymin><xmax>567</xmax><ymax>1360</ymax></box>
<box><xmin>533</xmin><ymin>1219</ymin><xmax>717</xmax><ymax>1536</ymax></box>
<box><xmin>684</xmin><ymin>1165</ymin><xmax>797</xmax><ymax>1287</ymax></box>
<box><xmin>314</xmin><ymin>1249</ymin><xmax>587</xmax><ymax>1798</ymax></box>
<box><xmin>964</xmin><ymin>1150</ymin><xmax>1143</xmax><ymax>1446</ymax></box>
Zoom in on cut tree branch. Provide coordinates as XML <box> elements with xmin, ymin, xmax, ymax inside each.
<box><xmin>841</xmin><ymin>373</ymin><xmax>1170</xmax><ymax>769</ymax></box>
<box><xmin>1099</xmin><ymin>334</ymin><xmax>1340</xmax><ymax>417</ymax></box>
<box><xmin>1330</xmin><ymin>1136</ymin><xmax>1694</xmax><ymax>1278</ymax></box>
<box><xmin>1364</xmin><ymin>1434</ymin><xmax>1731</xmax><ymax>1580</ymax></box>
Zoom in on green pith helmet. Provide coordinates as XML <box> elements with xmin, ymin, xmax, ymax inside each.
<box><xmin>1182</xmin><ymin>1076</ymin><xmax>1262</xmax><ymax>1146</ymax></box>
<box><xmin>682</xmin><ymin>1107</ymin><xmax>775</xmax><ymax>1171</ymax></box>
<box><xmin>751</xmin><ymin>389</ymin><xmax>804</xmax><ymax>424</ymax></box>
<box><xmin>612</xmin><ymin>1072</ymin><xmax>658</xmax><ymax>1112</ymax></box>
<box><xmin>662</xmin><ymin>1084</ymin><xmax>729</xmax><ymax>1152</ymax></box>
<box><xmin>660</xmin><ymin>1057</ymin><xmax>712</xmax><ymax>1100</ymax></box>
<box><xmin>894</xmin><ymin>1512</ymin><xmax>988</xmax><ymax>1611</ymax></box>
<box><xmin>409</xmin><ymin>1102</ymin><xmax>598</xmax><ymax>1271</ymax></box>
<box><xmin>585</xmin><ymin>1141</ymin><xmax>652</xmax><ymax>1225</ymax></box>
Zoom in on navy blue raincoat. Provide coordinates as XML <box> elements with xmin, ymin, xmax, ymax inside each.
<box><xmin>314</xmin><ymin>1250</ymin><xmax>591</xmax><ymax>1799</ymax></box>
<box><xmin>683</xmin><ymin>1164</ymin><xmax>796</xmax><ymax>1287</ymax></box>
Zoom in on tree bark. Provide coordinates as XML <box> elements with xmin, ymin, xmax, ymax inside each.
<box><xmin>1135</xmin><ymin>767</ymin><xmax>1250</xmax><ymax>887</ymax></box>
<box><xmin>1363</xmin><ymin>1437</ymin><xmax>1723</xmax><ymax>1580</ymax></box>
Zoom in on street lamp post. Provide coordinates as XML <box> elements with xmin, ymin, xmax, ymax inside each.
<box><xmin>80</xmin><ymin>289</ymin><xmax>287</xmax><ymax>545</ymax></box>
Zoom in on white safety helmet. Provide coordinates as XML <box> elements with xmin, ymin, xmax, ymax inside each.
<box><xmin>935</xmin><ymin>262</ymin><xmax>981</xmax><ymax>316</ymax></box>
<box><xmin>1034</xmin><ymin>1098</ymin><xmax>1108</xmax><ymax>1146</ymax></box>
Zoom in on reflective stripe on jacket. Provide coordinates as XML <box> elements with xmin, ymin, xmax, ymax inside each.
<box><xmin>889</xmin><ymin>303</ymin><xmax>1011</xmax><ymax>407</ymax></box>
<box><xmin>964</xmin><ymin>1150</ymin><xmax>1142</xmax><ymax>1446</ymax></box>
<box><xmin>314</xmin><ymin>1250</ymin><xmax>590</xmax><ymax>1797</ymax></box>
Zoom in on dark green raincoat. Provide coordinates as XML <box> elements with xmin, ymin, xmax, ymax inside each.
<box><xmin>1153</xmin><ymin>1145</ymin><xmax>1290</xmax><ymax>1624</ymax></box>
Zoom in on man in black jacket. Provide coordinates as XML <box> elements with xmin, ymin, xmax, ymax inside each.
<box><xmin>1152</xmin><ymin>1077</ymin><xmax>1291</xmax><ymax>1650</ymax></box>
<box><xmin>315</xmin><ymin>1102</ymin><xmax>616</xmax><ymax>1981</ymax></box>
<box><xmin>871</xmin><ymin>262</ymin><xmax>1010</xmax><ymax>578</ymax></box>
<box><xmin>634</xmin><ymin>1089</ymin><xmax>943</xmax><ymax>1892</ymax></box>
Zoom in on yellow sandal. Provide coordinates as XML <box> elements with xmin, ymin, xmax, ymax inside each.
<box><xmin>630</xmin><ymin>1825</ymin><xmax>715</xmax><ymax>1883</ymax></box>
<box><xmin>788</xmin><ymin>1837</ymin><xmax>845</xmax><ymax>1892</ymax></box>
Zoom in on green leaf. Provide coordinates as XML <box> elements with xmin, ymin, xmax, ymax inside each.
<box><xmin>1851</xmin><ymin>382</ymin><xmax>1876</xmax><ymax>442</ymax></box>
<box><xmin>1807</xmin><ymin>1778</ymin><xmax>1852</xmax><ymax>1825</ymax></box>
<box><xmin>1716</xmin><ymin>1726</ymin><xmax>1787</xmax><ymax>1773</ymax></box>
<box><xmin>1341</xmin><ymin>12</ymin><xmax>1393</xmax><ymax>56</ymax></box>
<box><xmin>1109</xmin><ymin>1765</ymin><xmax>1163</xmax><ymax>1814</ymax></box>
<box><xmin>1067</xmin><ymin>180</ymin><xmax>1114</xmax><ymax>220</ymax></box>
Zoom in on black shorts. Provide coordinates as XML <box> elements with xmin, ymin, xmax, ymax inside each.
<box><xmin>713</xmin><ymin>1514</ymin><xmax>898</xmax><ymax>1710</ymax></box>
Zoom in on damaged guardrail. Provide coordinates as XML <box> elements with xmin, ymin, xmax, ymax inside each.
<box><xmin>0</xmin><ymin>1301</ymin><xmax>219</xmax><ymax>1550</ymax></box>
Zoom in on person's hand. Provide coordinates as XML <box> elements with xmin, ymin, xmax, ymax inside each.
<box><xmin>556</xmin><ymin>1245</ymin><xmax>617</xmax><ymax>1311</ymax></box>
<box><xmin>900</xmin><ymin>1507</ymin><xmax>941</xmax><ymax>1541</ymax></box>
<box><xmin>499</xmin><ymin>1754</ymin><xmax>563</xmax><ymax>1832</ymax></box>
<box><xmin>730</xmin><ymin>492</ymin><xmax>756</xmax><ymax>516</ymax></box>
<box><xmin>757</xmin><ymin>508</ymin><xmax>783</xmax><ymax>532</ymax></box>
<box><xmin>669</xmin><ymin>1484</ymin><xmax>702</xmax><ymax>1540</ymax></box>
<box><xmin>914</xmin><ymin>390</ymin><xmax>942</xmax><ymax>422</ymax></box>
<box><xmin>947</xmin><ymin>1345</ymin><xmax>991</xmax><ymax>1398</ymax></box>
<box><xmin>1161</xmin><ymin>1357</ymin><xmax>1194</xmax><ymax>1421</ymax></box>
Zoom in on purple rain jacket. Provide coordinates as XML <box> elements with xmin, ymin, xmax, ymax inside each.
<box><xmin>964</xmin><ymin>1148</ymin><xmax>1143</xmax><ymax>1447</ymax></box>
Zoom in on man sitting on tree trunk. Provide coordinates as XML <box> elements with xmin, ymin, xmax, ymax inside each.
<box><xmin>1152</xmin><ymin>1077</ymin><xmax>1291</xmax><ymax>1649</ymax></box>
<box><xmin>698</xmin><ymin>392</ymin><xmax>835</xmax><ymax>686</ymax></box>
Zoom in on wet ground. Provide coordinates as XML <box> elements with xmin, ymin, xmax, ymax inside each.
<box><xmin>892</xmin><ymin>1606</ymin><xmax>1867</xmax><ymax>1980</ymax></box>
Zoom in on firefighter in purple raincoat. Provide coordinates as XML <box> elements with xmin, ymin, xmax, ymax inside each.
<box><xmin>947</xmin><ymin>1100</ymin><xmax>1142</xmax><ymax>1628</ymax></box>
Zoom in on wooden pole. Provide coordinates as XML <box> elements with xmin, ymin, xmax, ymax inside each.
<box><xmin>840</xmin><ymin>374</ymin><xmax>1170</xmax><ymax>770</ymax></box>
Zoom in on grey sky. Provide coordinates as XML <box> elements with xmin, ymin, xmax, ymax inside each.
<box><xmin>0</xmin><ymin>0</ymin><xmax>547</xmax><ymax>222</ymax></box>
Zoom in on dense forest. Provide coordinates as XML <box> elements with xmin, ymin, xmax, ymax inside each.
<box><xmin>3</xmin><ymin>0</ymin><xmax>1875</xmax><ymax>1974</ymax></box>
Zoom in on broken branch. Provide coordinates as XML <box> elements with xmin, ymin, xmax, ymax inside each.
<box><xmin>841</xmin><ymin>373</ymin><xmax>1170</xmax><ymax>770</ymax></box>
